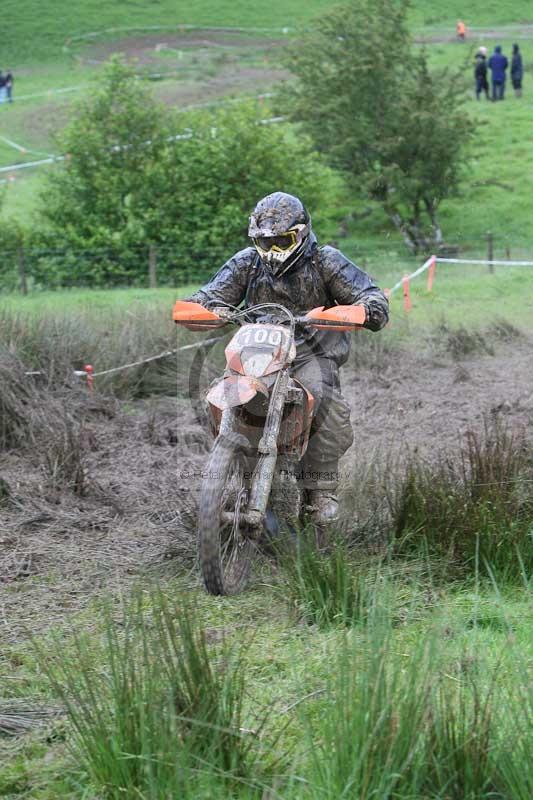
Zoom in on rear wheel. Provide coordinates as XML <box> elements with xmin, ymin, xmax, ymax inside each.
<box><xmin>198</xmin><ymin>439</ymin><xmax>254</xmax><ymax>595</ymax></box>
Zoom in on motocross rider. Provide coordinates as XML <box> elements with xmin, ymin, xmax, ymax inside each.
<box><xmin>187</xmin><ymin>192</ymin><xmax>389</xmax><ymax>524</ymax></box>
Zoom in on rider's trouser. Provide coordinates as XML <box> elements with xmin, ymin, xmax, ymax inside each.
<box><xmin>290</xmin><ymin>354</ymin><xmax>353</xmax><ymax>492</ymax></box>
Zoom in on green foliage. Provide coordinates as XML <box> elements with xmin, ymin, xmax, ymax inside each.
<box><xmin>424</xmin><ymin>676</ymin><xmax>502</xmax><ymax>799</ymax></box>
<box><xmin>298</xmin><ymin>623</ymin><xmax>531</xmax><ymax>799</ymax></box>
<box><xmin>3</xmin><ymin>563</ymin><xmax>532</xmax><ymax>797</ymax></box>
<box><xmin>300</xmin><ymin>626</ymin><xmax>432</xmax><ymax>798</ymax></box>
<box><xmin>34</xmin><ymin>58</ymin><xmax>335</xmax><ymax>288</ymax></box>
<box><xmin>0</xmin><ymin>197</ymin><xmax>25</xmax><ymax>291</ymax></box>
<box><xmin>282</xmin><ymin>0</ymin><xmax>475</xmax><ymax>252</ymax></box>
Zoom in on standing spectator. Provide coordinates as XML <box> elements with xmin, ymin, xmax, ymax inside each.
<box><xmin>0</xmin><ymin>72</ymin><xmax>6</xmax><ymax>104</ymax></box>
<box><xmin>488</xmin><ymin>45</ymin><xmax>508</xmax><ymax>101</ymax></box>
<box><xmin>456</xmin><ymin>20</ymin><xmax>466</xmax><ymax>41</ymax></box>
<box><xmin>474</xmin><ymin>46</ymin><xmax>489</xmax><ymax>100</ymax></box>
<box><xmin>5</xmin><ymin>70</ymin><xmax>13</xmax><ymax>103</ymax></box>
<box><xmin>511</xmin><ymin>44</ymin><xmax>523</xmax><ymax>98</ymax></box>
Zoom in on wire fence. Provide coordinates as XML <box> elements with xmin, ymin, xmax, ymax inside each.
<box><xmin>1</xmin><ymin>233</ymin><xmax>532</xmax><ymax>296</ymax></box>
<box><xmin>0</xmin><ymin>244</ymin><xmax>221</xmax><ymax>294</ymax></box>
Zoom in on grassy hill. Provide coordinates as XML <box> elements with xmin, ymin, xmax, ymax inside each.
<box><xmin>4</xmin><ymin>0</ymin><xmax>533</xmax><ymax>65</ymax></box>
<box><xmin>1</xmin><ymin>0</ymin><xmax>533</xmax><ymax>261</ymax></box>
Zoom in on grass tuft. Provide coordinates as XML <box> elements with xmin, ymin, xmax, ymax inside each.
<box><xmin>389</xmin><ymin>421</ymin><xmax>533</xmax><ymax>580</ymax></box>
<box><xmin>280</xmin><ymin>532</ymin><xmax>384</xmax><ymax>628</ymax></box>
<box><xmin>0</xmin><ymin>350</ymin><xmax>39</xmax><ymax>450</ymax></box>
<box><xmin>424</xmin><ymin>672</ymin><xmax>502</xmax><ymax>798</ymax></box>
<box><xmin>299</xmin><ymin>623</ymin><xmax>434</xmax><ymax>799</ymax></box>
<box><xmin>434</xmin><ymin>322</ymin><xmax>495</xmax><ymax>360</ymax></box>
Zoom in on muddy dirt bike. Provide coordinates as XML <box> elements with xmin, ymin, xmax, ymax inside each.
<box><xmin>173</xmin><ymin>299</ymin><xmax>365</xmax><ymax>595</ymax></box>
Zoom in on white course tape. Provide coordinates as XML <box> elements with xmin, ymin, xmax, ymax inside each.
<box><xmin>389</xmin><ymin>256</ymin><xmax>434</xmax><ymax>295</ymax></box>
<box><xmin>9</xmin><ymin>86</ymin><xmax>88</xmax><ymax>103</ymax></box>
<box><xmin>0</xmin><ymin>134</ymin><xmax>56</xmax><ymax>159</ymax></box>
<box><xmin>437</xmin><ymin>257</ymin><xmax>533</xmax><ymax>267</ymax></box>
<box><xmin>90</xmin><ymin>337</ymin><xmax>223</xmax><ymax>378</ymax></box>
<box><xmin>0</xmin><ymin>156</ymin><xmax>63</xmax><ymax>174</ymax></box>
<box><xmin>0</xmin><ymin>114</ymin><xmax>284</xmax><ymax>175</ymax></box>
<box><xmin>389</xmin><ymin>252</ymin><xmax>533</xmax><ymax>300</ymax></box>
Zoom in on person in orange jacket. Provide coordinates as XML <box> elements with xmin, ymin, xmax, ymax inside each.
<box><xmin>457</xmin><ymin>20</ymin><xmax>466</xmax><ymax>41</ymax></box>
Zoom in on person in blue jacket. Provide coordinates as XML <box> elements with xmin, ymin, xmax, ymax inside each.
<box><xmin>488</xmin><ymin>45</ymin><xmax>508</xmax><ymax>101</ymax></box>
<box><xmin>511</xmin><ymin>44</ymin><xmax>523</xmax><ymax>98</ymax></box>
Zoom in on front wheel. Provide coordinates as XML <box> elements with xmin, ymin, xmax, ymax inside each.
<box><xmin>198</xmin><ymin>439</ymin><xmax>254</xmax><ymax>595</ymax></box>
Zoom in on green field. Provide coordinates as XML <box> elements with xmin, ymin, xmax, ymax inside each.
<box><xmin>3</xmin><ymin>259</ymin><xmax>533</xmax><ymax>330</ymax></box>
<box><xmin>1</xmin><ymin>572</ymin><xmax>531</xmax><ymax>798</ymax></box>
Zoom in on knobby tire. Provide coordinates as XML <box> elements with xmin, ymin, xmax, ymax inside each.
<box><xmin>198</xmin><ymin>439</ymin><xmax>254</xmax><ymax>595</ymax></box>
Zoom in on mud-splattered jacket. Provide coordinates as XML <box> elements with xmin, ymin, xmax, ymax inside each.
<box><xmin>187</xmin><ymin>235</ymin><xmax>389</xmax><ymax>367</ymax></box>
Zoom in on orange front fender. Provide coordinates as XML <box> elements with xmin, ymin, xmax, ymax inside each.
<box><xmin>206</xmin><ymin>375</ymin><xmax>268</xmax><ymax>411</ymax></box>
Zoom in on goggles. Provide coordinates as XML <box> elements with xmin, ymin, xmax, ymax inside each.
<box><xmin>253</xmin><ymin>224</ymin><xmax>307</xmax><ymax>254</ymax></box>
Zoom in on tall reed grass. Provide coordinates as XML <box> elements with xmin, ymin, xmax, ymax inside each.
<box><xmin>33</xmin><ymin>577</ymin><xmax>532</xmax><ymax>799</ymax></box>
<box><xmin>36</xmin><ymin>590</ymin><xmax>278</xmax><ymax>798</ymax></box>
<box><xmin>279</xmin><ymin>531</ymin><xmax>387</xmax><ymax>628</ymax></box>
<box><xmin>0</xmin><ymin>304</ymin><xmax>199</xmax><ymax>397</ymax></box>
<box><xmin>296</xmin><ymin>622</ymin><xmax>531</xmax><ymax>799</ymax></box>
<box><xmin>389</xmin><ymin>423</ymin><xmax>533</xmax><ymax>581</ymax></box>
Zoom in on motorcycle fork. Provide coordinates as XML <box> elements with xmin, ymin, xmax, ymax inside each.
<box><xmin>246</xmin><ymin>369</ymin><xmax>290</xmax><ymax>528</ymax></box>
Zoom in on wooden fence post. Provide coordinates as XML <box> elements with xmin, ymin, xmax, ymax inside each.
<box><xmin>18</xmin><ymin>246</ymin><xmax>27</xmax><ymax>295</ymax></box>
<box><xmin>486</xmin><ymin>231</ymin><xmax>494</xmax><ymax>274</ymax></box>
<box><xmin>149</xmin><ymin>244</ymin><xmax>157</xmax><ymax>288</ymax></box>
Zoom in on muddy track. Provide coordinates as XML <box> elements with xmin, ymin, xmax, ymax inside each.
<box><xmin>1</xmin><ymin>338</ymin><xmax>532</xmax><ymax>642</ymax></box>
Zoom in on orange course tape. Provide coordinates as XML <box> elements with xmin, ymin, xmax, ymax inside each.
<box><xmin>427</xmin><ymin>255</ymin><xmax>436</xmax><ymax>292</ymax></box>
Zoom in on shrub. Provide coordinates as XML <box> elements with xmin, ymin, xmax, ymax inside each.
<box><xmin>33</xmin><ymin>59</ymin><xmax>337</xmax><ymax>288</ymax></box>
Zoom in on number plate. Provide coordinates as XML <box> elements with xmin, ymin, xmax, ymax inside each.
<box><xmin>233</xmin><ymin>325</ymin><xmax>289</xmax><ymax>349</ymax></box>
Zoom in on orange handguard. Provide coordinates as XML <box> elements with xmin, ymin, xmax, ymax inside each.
<box><xmin>172</xmin><ymin>300</ymin><xmax>225</xmax><ymax>330</ymax></box>
<box><xmin>305</xmin><ymin>304</ymin><xmax>366</xmax><ymax>330</ymax></box>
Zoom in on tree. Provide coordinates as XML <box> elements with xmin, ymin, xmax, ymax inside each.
<box><xmin>36</xmin><ymin>59</ymin><xmax>336</xmax><ymax>287</ymax></box>
<box><xmin>282</xmin><ymin>0</ymin><xmax>474</xmax><ymax>253</ymax></box>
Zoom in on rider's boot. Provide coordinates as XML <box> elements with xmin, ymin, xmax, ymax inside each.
<box><xmin>306</xmin><ymin>490</ymin><xmax>339</xmax><ymax>525</ymax></box>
